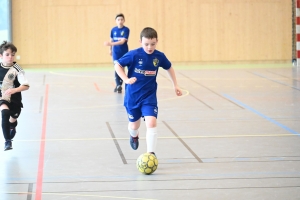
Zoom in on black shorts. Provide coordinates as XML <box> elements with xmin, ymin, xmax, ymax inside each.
<box><xmin>0</xmin><ymin>100</ymin><xmax>22</xmax><ymax>119</ymax></box>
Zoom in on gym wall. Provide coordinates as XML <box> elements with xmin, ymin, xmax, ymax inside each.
<box><xmin>12</xmin><ymin>0</ymin><xmax>291</xmax><ymax>66</ymax></box>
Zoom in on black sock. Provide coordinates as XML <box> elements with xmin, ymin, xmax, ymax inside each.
<box><xmin>2</xmin><ymin>109</ymin><xmax>11</xmax><ymax>141</ymax></box>
<box><xmin>10</xmin><ymin>120</ymin><xmax>18</xmax><ymax>129</ymax></box>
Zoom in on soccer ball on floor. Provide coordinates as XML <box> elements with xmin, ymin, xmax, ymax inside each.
<box><xmin>136</xmin><ymin>153</ymin><xmax>158</xmax><ymax>175</ymax></box>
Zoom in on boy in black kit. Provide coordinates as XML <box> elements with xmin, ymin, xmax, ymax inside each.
<box><xmin>0</xmin><ymin>41</ymin><xmax>29</xmax><ymax>151</ymax></box>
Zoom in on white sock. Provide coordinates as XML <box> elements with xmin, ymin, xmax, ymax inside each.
<box><xmin>146</xmin><ymin>127</ymin><xmax>158</xmax><ymax>153</ymax></box>
<box><xmin>128</xmin><ymin>124</ymin><xmax>139</xmax><ymax>137</ymax></box>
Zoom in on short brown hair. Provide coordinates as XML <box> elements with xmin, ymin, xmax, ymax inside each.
<box><xmin>0</xmin><ymin>41</ymin><xmax>17</xmax><ymax>55</ymax></box>
<box><xmin>115</xmin><ymin>13</ymin><xmax>125</xmax><ymax>20</ymax></box>
<box><xmin>140</xmin><ymin>27</ymin><xmax>158</xmax><ymax>40</ymax></box>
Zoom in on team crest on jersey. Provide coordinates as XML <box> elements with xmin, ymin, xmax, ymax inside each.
<box><xmin>121</xmin><ymin>31</ymin><xmax>124</xmax><ymax>36</ymax></box>
<box><xmin>153</xmin><ymin>58</ymin><xmax>159</xmax><ymax>67</ymax></box>
<box><xmin>138</xmin><ymin>59</ymin><xmax>143</xmax><ymax>66</ymax></box>
<box><xmin>8</xmin><ymin>73</ymin><xmax>15</xmax><ymax>80</ymax></box>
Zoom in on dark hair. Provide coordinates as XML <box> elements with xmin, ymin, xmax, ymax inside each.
<box><xmin>0</xmin><ymin>41</ymin><xmax>17</xmax><ymax>55</ymax></box>
<box><xmin>140</xmin><ymin>27</ymin><xmax>158</xmax><ymax>40</ymax></box>
<box><xmin>115</xmin><ymin>13</ymin><xmax>125</xmax><ymax>20</ymax></box>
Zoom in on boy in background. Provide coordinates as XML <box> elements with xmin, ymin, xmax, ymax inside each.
<box><xmin>104</xmin><ymin>13</ymin><xmax>130</xmax><ymax>93</ymax></box>
<box><xmin>114</xmin><ymin>27</ymin><xmax>182</xmax><ymax>155</ymax></box>
<box><xmin>0</xmin><ymin>41</ymin><xmax>30</xmax><ymax>151</ymax></box>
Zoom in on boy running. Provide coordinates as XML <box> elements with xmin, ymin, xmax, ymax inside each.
<box><xmin>114</xmin><ymin>27</ymin><xmax>182</xmax><ymax>155</ymax></box>
<box><xmin>0</xmin><ymin>41</ymin><xmax>29</xmax><ymax>151</ymax></box>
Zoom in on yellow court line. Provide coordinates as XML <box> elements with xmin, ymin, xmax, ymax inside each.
<box><xmin>24</xmin><ymin>89</ymin><xmax>189</xmax><ymax>112</ymax></box>
<box><xmin>3</xmin><ymin>192</ymin><xmax>156</xmax><ymax>200</ymax></box>
<box><xmin>16</xmin><ymin>134</ymin><xmax>299</xmax><ymax>142</ymax></box>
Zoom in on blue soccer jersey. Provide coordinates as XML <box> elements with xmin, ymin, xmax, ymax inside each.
<box><xmin>110</xmin><ymin>26</ymin><xmax>130</xmax><ymax>60</ymax></box>
<box><xmin>116</xmin><ymin>47</ymin><xmax>171</xmax><ymax>109</ymax></box>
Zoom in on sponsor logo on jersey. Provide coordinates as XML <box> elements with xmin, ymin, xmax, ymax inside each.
<box><xmin>134</xmin><ymin>68</ymin><xmax>156</xmax><ymax>76</ymax></box>
<box><xmin>153</xmin><ymin>58</ymin><xmax>159</xmax><ymax>67</ymax></box>
<box><xmin>113</xmin><ymin>37</ymin><xmax>123</xmax><ymax>41</ymax></box>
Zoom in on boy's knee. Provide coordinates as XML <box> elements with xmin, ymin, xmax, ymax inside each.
<box><xmin>145</xmin><ymin>116</ymin><xmax>157</xmax><ymax>128</ymax></box>
<box><xmin>1</xmin><ymin>109</ymin><xmax>10</xmax><ymax>121</ymax></box>
<box><xmin>128</xmin><ymin>121</ymin><xmax>140</xmax><ymax>130</ymax></box>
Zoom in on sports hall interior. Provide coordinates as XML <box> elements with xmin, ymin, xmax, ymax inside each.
<box><xmin>1</xmin><ymin>0</ymin><xmax>299</xmax><ymax>200</ymax></box>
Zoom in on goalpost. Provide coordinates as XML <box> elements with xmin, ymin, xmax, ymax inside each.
<box><xmin>294</xmin><ymin>0</ymin><xmax>300</xmax><ymax>67</ymax></box>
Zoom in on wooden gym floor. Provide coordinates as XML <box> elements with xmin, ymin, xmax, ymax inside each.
<box><xmin>0</xmin><ymin>63</ymin><xmax>299</xmax><ymax>200</ymax></box>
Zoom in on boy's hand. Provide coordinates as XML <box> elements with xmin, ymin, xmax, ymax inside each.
<box><xmin>175</xmin><ymin>87</ymin><xmax>182</xmax><ymax>96</ymax></box>
<box><xmin>3</xmin><ymin>88</ymin><xmax>16</xmax><ymax>96</ymax></box>
<box><xmin>125</xmin><ymin>77</ymin><xmax>137</xmax><ymax>85</ymax></box>
<box><xmin>104</xmin><ymin>41</ymin><xmax>111</xmax><ymax>46</ymax></box>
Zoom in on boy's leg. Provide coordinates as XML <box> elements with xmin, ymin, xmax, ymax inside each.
<box><xmin>126</xmin><ymin>107</ymin><xmax>142</xmax><ymax>150</ymax></box>
<box><xmin>144</xmin><ymin>116</ymin><xmax>158</xmax><ymax>154</ymax></box>
<box><xmin>142</xmin><ymin>105</ymin><xmax>158</xmax><ymax>154</ymax></box>
<box><xmin>9</xmin><ymin>103</ymin><xmax>21</xmax><ymax>139</ymax></box>
<box><xmin>9</xmin><ymin>118</ymin><xmax>17</xmax><ymax>139</ymax></box>
<box><xmin>1</xmin><ymin>103</ymin><xmax>13</xmax><ymax>150</ymax></box>
<box><xmin>114</xmin><ymin>71</ymin><xmax>123</xmax><ymax>93</ymax></box>
<box><xmin>128</xmin><ymin>120</ymin><xmax>141</xmax><ymax>150</ymax></box>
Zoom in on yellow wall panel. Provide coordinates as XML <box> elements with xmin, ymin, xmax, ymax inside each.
<box><xmin>12</xmin><ymin>0</ymin><xmax>292</xmax><ymax>65</ymax></box>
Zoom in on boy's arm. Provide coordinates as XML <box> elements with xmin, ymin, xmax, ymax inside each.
<box><xmin>166</xmin><ymin>67</ymin><xmax>182</xmax><ymax>96</ymax></box>
<box><xmin>104</xmin><ymin>38</ymin><xmax>127</xmax><ymax>46</ymax></box>
<box><xmin>114</xmin><ymin>63</ymin><xmax>137</xmax><ymax>84</ymax></box>
<box><xmin>4</xmin><ymin>85</ymin><xmax>29</xmax><ymax>96</ymax></box>
<box><xmin>108</xmin><ymin>38</ymin><xmax>113</xmax><ymax>56</ymax></box>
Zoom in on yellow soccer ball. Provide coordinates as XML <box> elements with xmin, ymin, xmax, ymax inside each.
<box><xmin>136</xmin><ymin>153</ymin><xmax>158</xmax><ymax>175</ymax></box>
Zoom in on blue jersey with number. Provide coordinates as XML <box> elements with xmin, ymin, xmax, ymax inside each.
<box><xmin>116</xmin><ymin>47</ymin><xmax>171</xmax><ymax>108</ymax></box>
<box><xmin>110</xmin><ymin>26</ymin><xmax>130</xmax><ymax>60</ymax></box>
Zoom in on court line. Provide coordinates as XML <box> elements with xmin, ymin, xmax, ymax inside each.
<box><xmin>94</xmin><ymin>82</ymin><xmax>100</xmax><ymax>91</ymax></box>
<box><xmin>158</xmin><ymin>72</ymin><xmax>213</xmax><ymax>109</ymax></box>
<box><xmin>38</xmin><ymin>96</ymin><xmax>43</xmax><ymax>113</ymax></box>
<box><xmin>249</xmin><ymin>72</ymin><xmax>300</xmax><ymax>91</ymax></box>
<box><xmin>188</xmin><ymin>93</ymin><xmax>214</xmax><ymax>110</ymax></box>
<box><xmin>4</xmin><ymin>192</ymin><xmax>156</xmax><ymax>200</ymax></box>
<box><xmin>162</xmin><ymin>121</ymin><xmax>203</xmax><ymax>163</ymax></box>
<box><xmin>266</xmin><ymin>70</ymin><xmax>300</xmax><ymax>82</ymax></box>
<box><xmin>27</xmin><ymin>183</ymin><xmax>33</xmax><ymax>200</ymax></box>
<box><xmin>106</xmin><ymin>122</ymin><xmax>127</xmax><ymax>164</ymax></box>
<box><xmin>223</xmin><ymin>94</ymin><xmax>300</xmax><ymax>136</ymax></box>
<box><xmin>35</xmin><ymin>84</ymin><xmax>49</xmax><ymax>200</ymax></box>
<box><xmin>178</xmin><ymin>72</ymin><xmax>244</xmax><ymax>109</ymax></box>
<box><xmin>21</xmin><ymin>89</ymin><xmax>189</xmax><ymax>112</ymax></box>
<box><xmin>14</xmin><ymin>133</ymin><xmax>300</xmax><ymax>143</ymax></box>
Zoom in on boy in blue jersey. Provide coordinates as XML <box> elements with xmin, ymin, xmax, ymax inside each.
<box><xmin>114</xmin><ymin>27</ymin><xmax>182</xmax><ymax>155</ymax></box>
<box><xmin>104</xmin><ymin>13</ymin><xmax>130</xmax><ymax>93</ymax></box>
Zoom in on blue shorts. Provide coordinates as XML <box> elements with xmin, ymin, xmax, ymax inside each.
<box><xmin>126</xmin><ymin>104</ymin><xmax>158</xmax><ymax>122</ymax></box>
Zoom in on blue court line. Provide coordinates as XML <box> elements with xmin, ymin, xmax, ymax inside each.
<box><xmin>223</xmin><ymin>94</ymin><xmax>300</xmax><ymax>136</ymax></box>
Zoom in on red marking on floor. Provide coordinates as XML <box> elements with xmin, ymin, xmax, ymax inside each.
<box><xmin>94</xmin><ymin>83</ymin><xmax>100</xmax><ymax>91</ymax></box>
<box><xmin>35</xmin><ymin>84</ymin><xmax>49</xmax><ymax>200</ymax></box>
